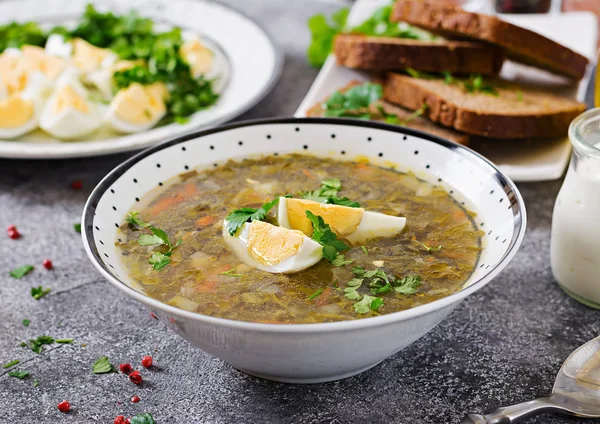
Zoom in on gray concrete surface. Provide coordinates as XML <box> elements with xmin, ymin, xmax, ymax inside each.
<box><xmin>1</xmin><ymin>0</ymin><xmax>599</xmax><ymax>423</ymax></box>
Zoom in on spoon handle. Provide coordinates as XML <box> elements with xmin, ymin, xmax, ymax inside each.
<box><xmin>459</xmin><ymin>398</ymin><xmax>563</xmax><ymax>424</ymax></box>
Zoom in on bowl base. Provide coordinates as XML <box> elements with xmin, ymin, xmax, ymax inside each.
<box><xmin>233</xmin><ymin>360</ymin><xmax>384</xmax><ymax>384</ymax></box>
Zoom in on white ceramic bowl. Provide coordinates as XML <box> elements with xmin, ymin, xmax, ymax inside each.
<box><xmin>82</xmin><ymin>118</ymin><xmax>527</xmax><ymax>383</ymax></box>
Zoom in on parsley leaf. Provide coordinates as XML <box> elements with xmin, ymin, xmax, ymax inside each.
<box><xmin>360</xmin><ymin>246</ymin><xmax>368</xmax><ymax>255</ymax></box>
<box><xmin>0</xmin><ymin>21</ymin><xmax>47</xmax><ymax>53</ymax></box>
<box><xmin>225</xmin><ymin>198</ymin><xmax>280</xmax><ymax>236</ymax></box>
<box><xmin>323</xmin><ymin>82</ymin><xmax>382</xmax><ymax>118</ymax></box>
<box><xmin>130</xmin><ymin>413</ymin><xmax>157</xmax><ymax>424</ymax></box>
<box><xmin>303</xmin><ymin>179</ymin><xmax>361</xmax><ymax>208</ymax></box>
<box><xmin>350</xmin><ymin>4</ymin><xmax>436</xmax><ymax>40</ymax></box>
<box><xmin>74</xmin><ymin>223</ymin><xmax>82</xmax><ymax>233</ymax></box>
<box><xmin>307</xmin><ymin>7</ymin><xmax>349</xmax><ymax>67</ymax></box>
<box><xmin>126</xmin><ymin>212</ymin><xmax>151</xmax><ymax>228</ymax></box>
<box><xmin>353</xmin><ymin>295</ymin><xmax>382</xmax><ymax>314</ymax></box>
<box><xmin>464</xmin><ymin>74</ymin><xmax>498</xmax><ymax>96</ymax></box>
<box><xmin>92</xmin><ymin>356</ymin><xmax>116</xmax><ymax>374</ymax></box>
<box><xmin>148</xmin><ymin>251</ymin><xmax>172</xmax><ymax>270</ymax></box>
<box><xmin>308</xmin><ymin>288</ymin><xmax>324</xmax><ymax>300</ymax></box>
<box><xmin>331</xmin><ymin>254</ymin><xmax>353</xmax><ymax>267</ymax></box>
<box><xmin>31</xmin><ymin>286</ymin><xmax>51</xmax><ymax>300</ymax></box>
<box><xmin>406</xmin><ymin>68</ymin><xmax>437</xmax><ymax>80</ymax></box>
<box><xmin>55</xmin><ymin>339</ymin><xmax>73</xmax><ymax>344</ymax></box>
<box><xmin>9</xmin><ymin>265</ymin><xmax>34</xmax><ymax>279</ymax></box>
<box><xmin>8</xmin><ymin>370</ymin><xmax>30</xmax><ymax>379</ymax></box>
<box><xmin>3</xmin><ymin>359</ymin><xmax>20</xmax><ymax>369</ymax></box>
<box><xmin>22</xmin><ymin>319</ymin><xmax>30</xmax><ymax>327</ymax></box>
<box><xmin>27</xmin><ymin>335</ymin><xmax>54</xmax><ymax>354</ymax></box>
<box><xmin>305</xmin><ymin>210</ymin><xmax>349</xmax><ymax>261</ymax></box>
<box><xmin>33</xmin><ymin>379</ymin><xmax>39</xmax><ymax>387</ymax></box>
<box><xmin>135</xmin><ymin>220</ymin><xmax>183</xmax><ymax>271</ymax></box>
<box><xmin>394</xmin><ymin>275</ymin><xmax>421</xmax><ymax>294</ymax></box>
<box><xmin>138</xmin><ymin>233</ymin><xmax>167</xmax><ymax>246</ymax></box>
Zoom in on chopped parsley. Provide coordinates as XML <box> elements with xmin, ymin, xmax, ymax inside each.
<box><xmin>3</xmin><ymin>359</ymin><xmax>20</xmax><ymax>369</ymax></box>
<box><xmin>8</xmin><ymin>370</ymin><xmax>30</xmax><ymax>379</ymax></box>
<box><xmin>22</xmin><ymin>319</ymin><xmax>30</xmax><ymax>327</ymax></box>
<box><xmin>322</xmin><ymin>83</ymin><xmax>382</xmax><ymax>118</ymax></box>
<box><xmin>305</xmin><ymin>210</ymin><xmax>349</xmax><ymax>261</ymax></box>
<box><xmin>130</xmin><ymin>413</ymin><xmax>157</xmax><ymax>424</ymax></box>
<box><xmin>31</xmin><ymin>286</ymin><xmax>51</xmax><ymax>300</ymax></box>
<box><xmin>27</xmin><ymin>335</ymin><xmax>54</xmax><ymax>354</ymax></box>
<box><xmin>92</xmin><ymin>356</ymin><xmax>116</xmax><ymax>374</ymax></box>
<box><xmin>331</xmin><ymin>254</ymin><xmax>353</xmax><ymax>267</ymax></box>
<box><xmin>516</xmin><ymin>90</ymin><xmax>524</xmax><ymax>102</ymax></box>
<box><xmin>55</xmin><ymin>339</ymin><xmax>74</xmax><ymax>344</ymax></box>
<box><xmin>303</xmin><ymin>178</ymin><xmax>361</xmax><ymax>207</ymax></box>
<box><xmin>33</xmin><ymin>379</ymin><xmax>39</xmax><ymax>387</ymax></box>
<box><xmin>9</xmin><ymin>264</ymin><xmax>34</xmax><ymax>279</ymax></box>
<box><xmin>344</xmin><ymin>266</ymin><xmax>421</xmax><ymax>314</ymax></box>
<box><xmin>126</xmin><ymin>211</ymin><xmax>151</xmax><ymax>228</ymax></box>
<box><xmin>218</xmin><ymin>268</ymin><xmax>243</xmax><ymax>277</ymax></box>
<box><xmin>133</xmin><ymin>216</ymin><xmax>183</xmax><ymax>270</ymax></box>
<box><xmin>360</xmin><ymin>246</ymin><xmax>368</xmax><ymax>255</ymax></box>
<box><xmin>406</xmin><ymin>68</ymin><xmax>438</xmax><ymax>80</ymax></box>
<box><xmin>74</xmin><ymin>223</ymin><xmax>82</xmax><ymax>233</ymax></box>
<box><xmin>308</xmin><ymin>288</ymin><xmax>324</xmax><ymax>300</ymax></box>
<box><xmin>224</xmin><ymin>198</ymin><xmax>280</xmax><ymax>236</ymax></box>
<box><xmin>409</xmin><ymin>69</ymin><xmax>499</xmax><ymax>96</ymax></box>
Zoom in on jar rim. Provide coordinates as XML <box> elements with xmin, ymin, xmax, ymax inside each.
<box><xmin>569</xmin><ymin>108</ymin><xmax>600</xmax><ymax>157</ymax></box>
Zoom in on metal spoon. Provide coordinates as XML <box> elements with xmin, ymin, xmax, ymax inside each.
<box><xmin>461</xmin><ymin>335</ymin><xmax>600</xmax><ymax>423</ymax></box>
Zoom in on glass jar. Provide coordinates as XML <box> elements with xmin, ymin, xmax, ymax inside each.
<box><xmin>551</xmin><ymin>108</ymin><xmax>600</xmax><ymax>309</ymax></box>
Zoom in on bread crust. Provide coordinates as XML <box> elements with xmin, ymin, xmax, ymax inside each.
<box><xmin>333</xmin><ymin>34</ymin><xmax>504</xmax><ymax>75</ymax></box>
<box><xmin>307</xmin><ymin>81</ymin><xmax>470</xmax><ymax>145</ymax></box>
<box><xmin>391</xmin><ymin>0</ymin><xmax>589</xmax><ymax>79</ymax></box>
<box><xmin>383</xmin><ymin>73</ymin><xmax>586</xmax><ymax>139</ymax></box>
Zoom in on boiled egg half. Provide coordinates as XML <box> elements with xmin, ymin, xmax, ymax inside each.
<box><xmin>0</xmin><ymin>90</ymin><xmax>40</xmax><ymax>139</ymax></box>
<box><xmin>39</xmin><ymin>75</ymin><xmax>103</xmax><ymax>139</ymax></box>
<box><xmin>278</xmin><ymin>197</ymin><xmax>407</xmax><ymax>245</ymax></box>
<box><xmin>222</xmin><ymin>220</ymin><xmax>323</xmax><ymax>274</ymax></box>
<box><xmin>106</xmin><ymin>83</ymin><xmax>168</xmax><ymax>133</ymax></box>
<box><xmin>180</xmin><ymin>36</ymin><xmax>214</xmax><ymax>79</ymax></box>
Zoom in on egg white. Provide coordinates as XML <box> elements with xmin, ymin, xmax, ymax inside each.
<box><xmin>39</xmin><ymin>75</ymin><xmax>103</xmax><ymax>139</ymax></box>
<box><xmin>222</xmin><ymin>220</ymin><xmax>323</xmax><ymax>274</ymax></box>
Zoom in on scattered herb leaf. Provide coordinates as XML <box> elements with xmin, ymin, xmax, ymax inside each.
<box><xmin>3</xmin><ymin>360</ymin><xmax>20</xmax><ymax>369</ymax></box>
<box><xmin>148</xmin><ymin>251</ymin><xmax>172</xmax><ymax>271</ymax></box>
<box><xmin>308</xmin><ymin>288</ymin><xmax>324</xmax><ymax>300</ymax></box>
<box><xmin>33</xmin><ymin>379</ymin><xmax>39</xmax><ymax>387</ymax></box>
<box><xmin>8</xmin><ymin>370</ymin><xmax>30</xmax><ymax>379</ymax></box>
<box><xmin>9</xmin><ymin>265</ymin><xmax>34</xmax><ymax>279</ymax></box>
<box><xmin>305</xmin><ymin>210</ymin><xmax>350</xmax><ymax>261</ymax></box>
<box><xmin>353</xmin><ymin>295</ymin><xmax>382</xmax><ymax>314</ymax></box>
<box><xmin>22</xmin><ymin>319</ymin><xmax>30</xmax><ymax>327</ymax></box>
<box><xmin>74</xmin><ymin>223</ymin><xmax>82</xmax><ymax>233</ymax></box>
<box><xmin>394</xmin><ymin>275</ymin><xmax>421</xmax><ymax>295</ymax></box>
<box><xmin>303</xmin><ymin>179</ymin><xmax>361</xmax><ymax>207</ymax></box>
<box><xmin>31</xmin><ymin>286</ymin><xmax>51</xmax><ymax>300</ymax></box>
<box><xmin>27</xmin><ymin>335</ymin><xmax>54</xmax><ymax>354</ymax></box>
<box><xmin>130</xmin><ymin>413</ymin><xmax>157</xmax><ymax>424</ymax></box>
<box><xmin>225</xmin><ymin>198</ymin><xmax>280</xmax><ymax>236</ymax></box>
<box><xmin>92</xmin><ymin>356</ymin><xmax>116</xmax><ymax>374</ymax></box>
<box><xmin>360</xmin><ymin>246</ymin><xmax>368</xmax><ymax>255</ymax></box>
<box><xmin>55</xmin><ymin>339</ymin><xmax>73</xmax><ymax>344</ymax></box>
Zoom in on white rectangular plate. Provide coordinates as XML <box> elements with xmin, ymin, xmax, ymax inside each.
<box><xmin>295</xmin><ymin>0</ymin><xmax>598</xmax><ymax>182</ymax></box>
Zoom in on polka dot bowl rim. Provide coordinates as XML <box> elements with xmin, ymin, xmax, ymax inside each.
<box><xmin>81</xmin><ymin>117</ymin><xmax>527</xmax><ymax>332</ymax></box>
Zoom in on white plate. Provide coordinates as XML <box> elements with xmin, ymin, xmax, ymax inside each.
<box><xmin>295</xmin><ymin>1</ymin><xmax>598</xmax><ymax>182</ymax></box>
<box><xmin>0</xmin><ymin>0</ymin><xmax>283</xmax><ymax>159</ymax></box>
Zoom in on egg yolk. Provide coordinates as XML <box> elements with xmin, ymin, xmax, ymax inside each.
<box><xmin>21</xmin><ymin>45</ymin><xmax>65</xmax><ymax>80</ymax></box>
<box><xmin>72</xmin><ymin>38</ymin><xmax>113</xmax><ymax>72</ymax></box>
<box><xmin>53</xmin><ymin>85</ymin><xmax>89</xmax><ymax>114</ymax></box>
<box><xmin>285</xmin><ymin>198</ymin><xmax>364</xmax><ymax>238</ymax></box>
<box><xmin>0</xmin><ymin>55</ymin><xmax>29</xmax><ymax>95</ymax></box>
<box><xmin>246</xmin><ymin>221</ymin><xmax>305</xmax><ymax>266</ymax></box>
<box><xmin>0</xmin><ymin>94</ymin><xmax>34</xmax><ymax>129</ymax></box>
<box><xmin>112</xmin><ymin>83</ymin><xmax>166</xmax><ymax>125</ymax></box>
<box><xmin>180</xmin><ymin>39</ymin><xmax>213</xmax><ymax>77</ymax></box>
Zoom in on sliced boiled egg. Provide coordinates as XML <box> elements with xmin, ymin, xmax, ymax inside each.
<box><xmin>72</xmin><ymin>38</ymin><xmax>117</xmax><ymax>73</ymax></box>
<box><xmin>278</xmin><ymin>197</ymin><xmax>407</xmax><ymax>245</ymax></box>
<box><xmin>0</xmin><ymin>92</ymin><xmax>39</xmax><ymax>139</ymax></box>
<box><xmin>179</xmin><ymin>37</ymin><xmax>214</xmax><ymax>79</ymax></box>
<box><xmin>87</xmin><ymin>59</ymin><xmax>139</xmax><ymax>100</ymax></box>
<box><xmin>39</xmin><ymin>76</ymin><xmax>103</xmax><ymax>139</ymax></box>
<box><xmin>106</xmin><ymin>82</ymin><xmax>167</xmax><ymax>133</ymax></box>
<box><xmin>222</xmin><ymin>220</ymin><xmax>323</xmax><ymax>274</ymax></box>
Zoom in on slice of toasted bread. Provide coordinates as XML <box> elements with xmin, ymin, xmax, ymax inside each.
<box><xmin>391</xmin><ymin>0</ymin><xmax>589</xmax><ymax>79</ymax></box>
<box><xmin>334</xmin><ymin>34</ymin><xmax>504</xmax><ymax>75</ymax></box>
<box><xmin>307</xmin><ymin>81</ymin><xmax>470</xmax><ymax>145</ymax></box>
<box><xmin>383</xmin><ymin>73</ymin><xmax>586</xmax><ymax>139</ymax></box>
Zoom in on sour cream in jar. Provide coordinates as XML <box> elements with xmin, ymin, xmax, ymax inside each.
<box><xmin>551</xmin><ymin>108</ymin><xmax>600</xmax><ymax>308</ymax></box>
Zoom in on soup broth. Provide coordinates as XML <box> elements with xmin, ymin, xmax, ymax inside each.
<box><xmin>117</xmin><ymin>154</ymin><xmax>483</xmax><ymax>323</ymax></box>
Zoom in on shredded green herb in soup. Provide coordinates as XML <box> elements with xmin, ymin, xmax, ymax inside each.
<box><xmin>117</xmin><ymin>154</ymin><xmax>483</xmax><ymax>324</ymax></box>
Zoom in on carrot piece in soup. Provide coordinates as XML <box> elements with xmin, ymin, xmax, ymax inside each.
<box><xmin>197</xmin><ymin>215</ymin><xmax>216</xmax><ymax>227</ymax></box>
<box><xmin>302</xmin><ymin>169</ymin><xmax>317</xmax><ymax>180</ymax></box>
